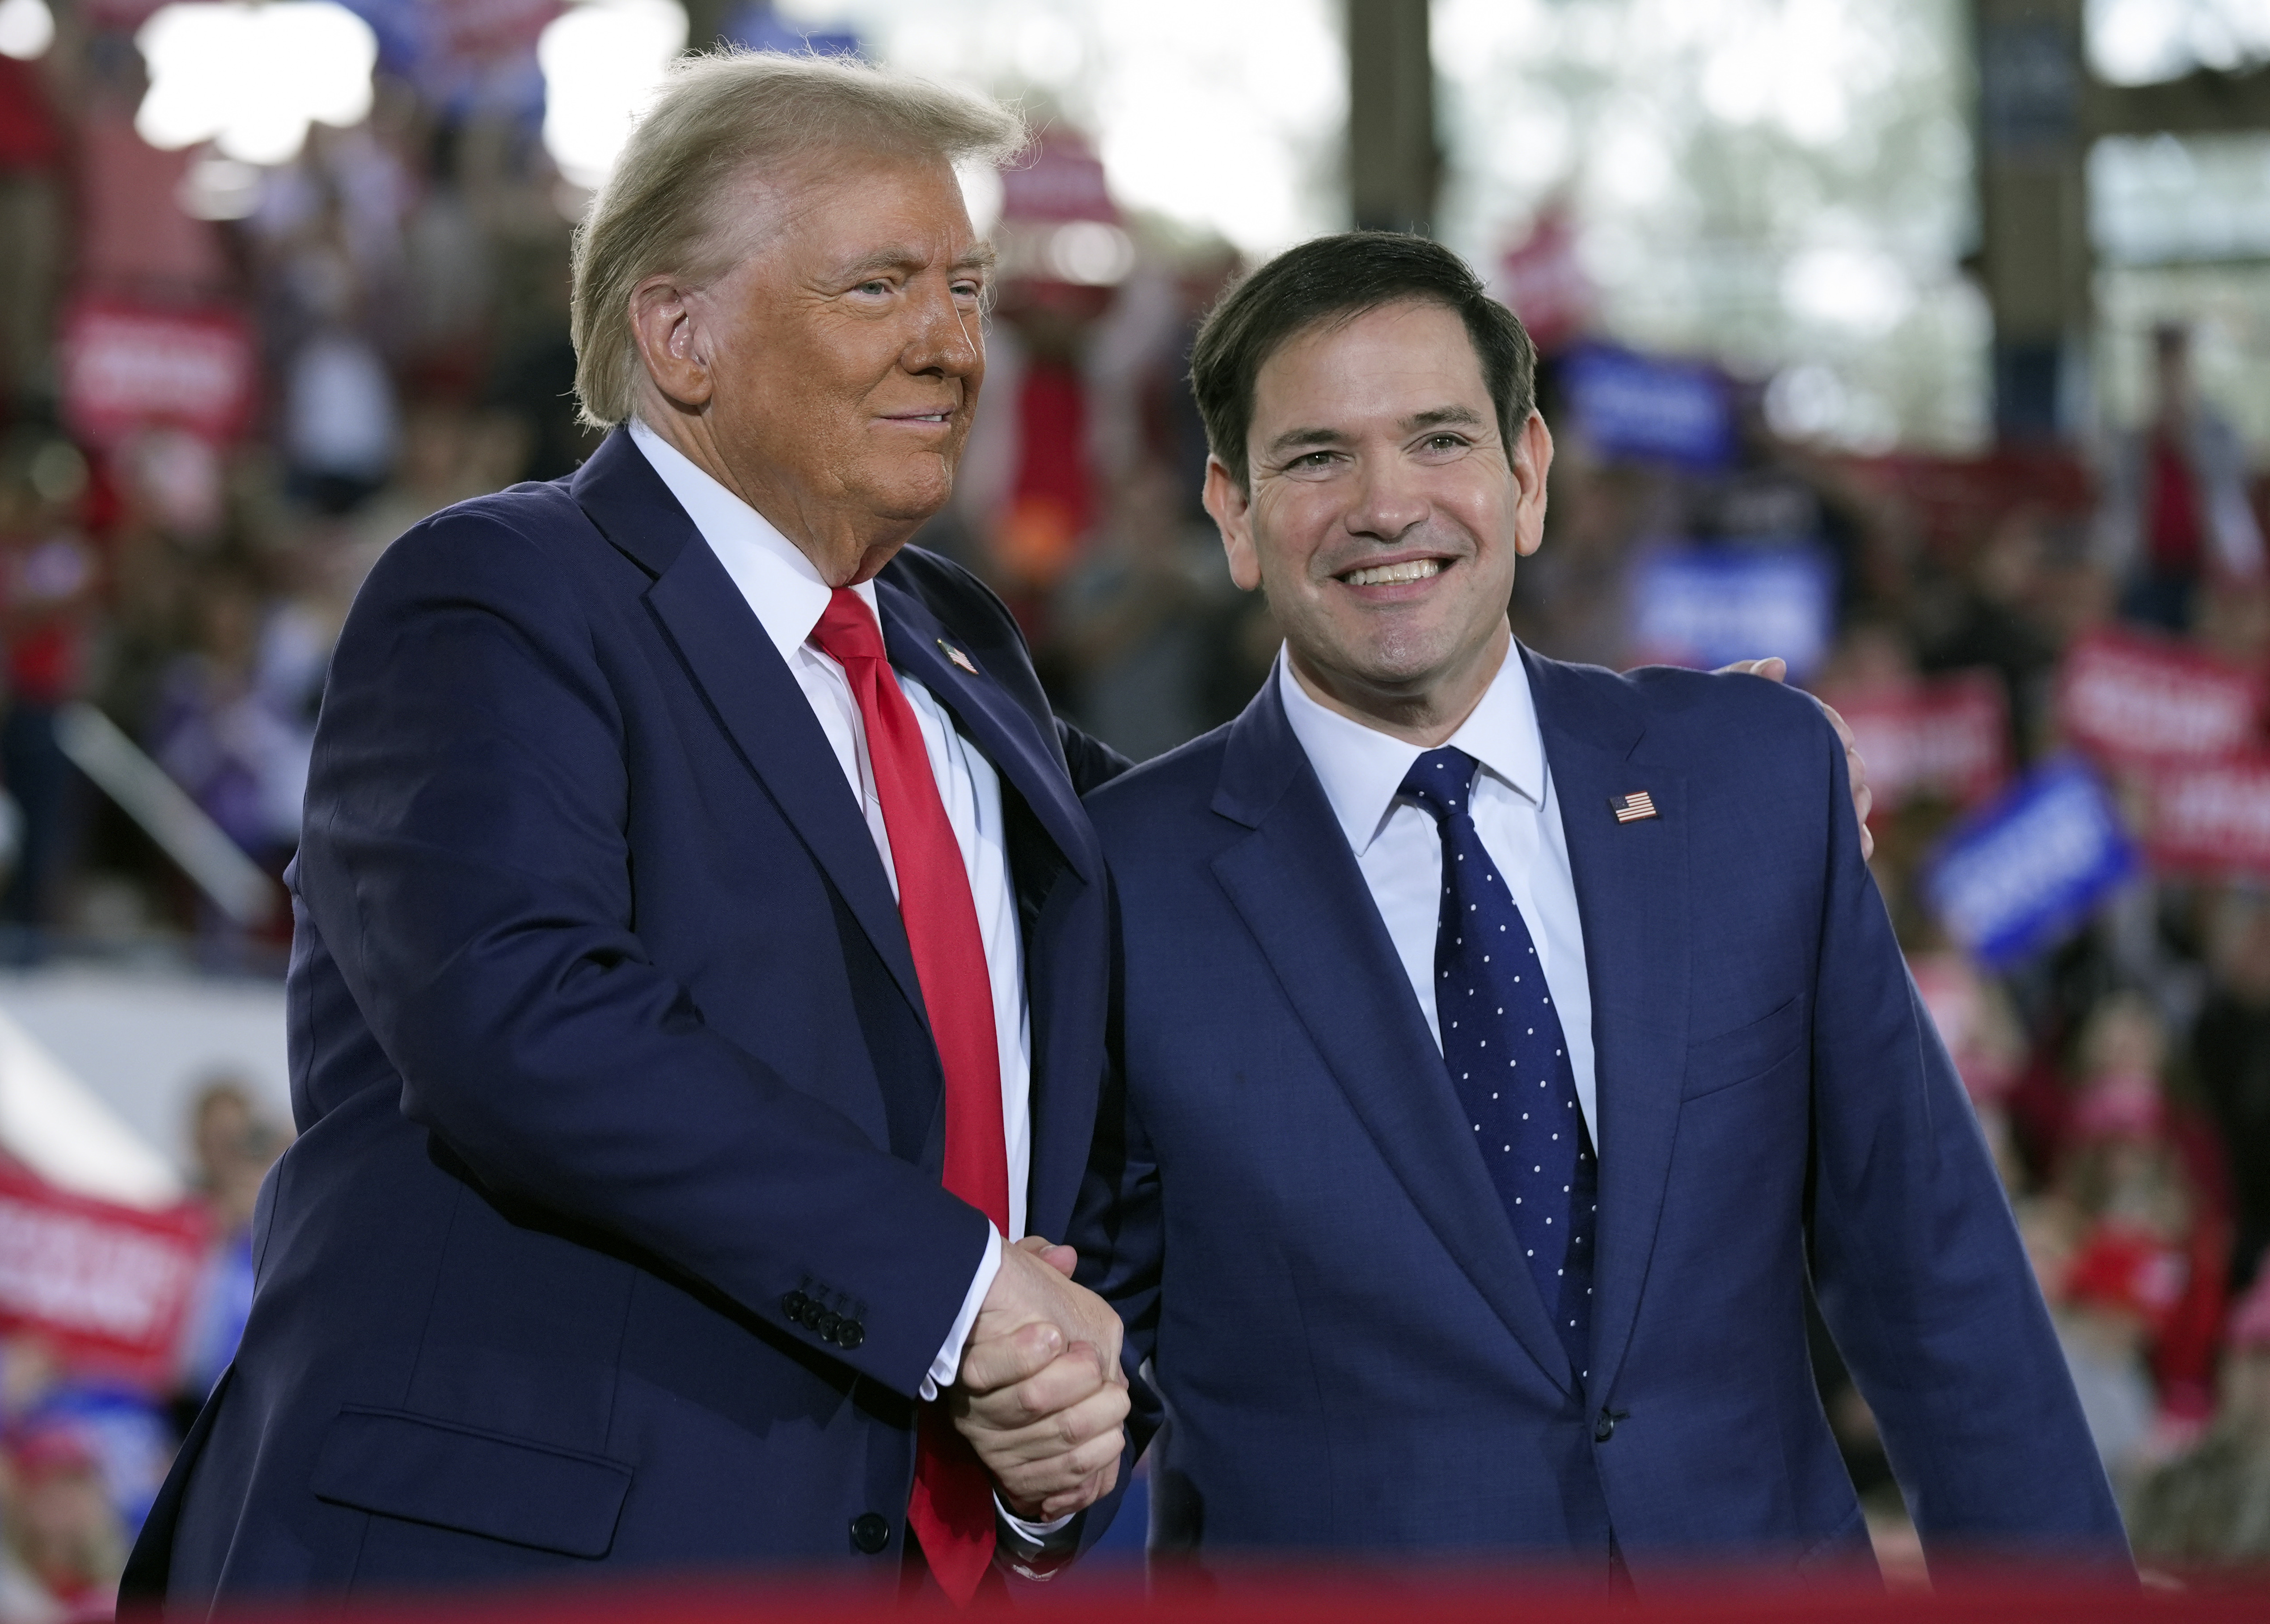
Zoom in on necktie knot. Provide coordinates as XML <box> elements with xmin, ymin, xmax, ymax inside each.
<box><xmin>1399</xmin><ymin>746</ymin><xmax>1480</xmax><ymax>825</ymax></box>
<box><xmin>811</xmin><ymin>586</ymin><xmax>887</xmax><ymax>666</ymax></box>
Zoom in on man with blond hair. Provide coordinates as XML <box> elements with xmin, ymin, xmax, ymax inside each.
<box><xmin>126</xmin><ymin>52</ymin><xmax>1131</xmax><ymax>1605</ymax></box>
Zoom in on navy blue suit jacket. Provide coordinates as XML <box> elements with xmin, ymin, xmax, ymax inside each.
<box><xmin>129</xmin><ymin>430</ymin><xmax>1120</xmax><ymax>1601</ymax></box>
<box><xmin>1071</xmin><ymin>650</ymin><xmax>2126</xmax><ymax>1577</ymax></box>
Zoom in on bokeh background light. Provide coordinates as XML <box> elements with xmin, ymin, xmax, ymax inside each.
<box><xmin>133</xmin><ymin>1</ymin><xmax>378</xmax><ymax>165</ymax></box>
<box><xmin>0</xmin><ymin>0</ymin><xmax>55</xmax><ymax>59</ymax></box>
<box><xmin>538</xmin><ymin>0</ymin><xmax>690</xmax><ymax>190</ymax></box>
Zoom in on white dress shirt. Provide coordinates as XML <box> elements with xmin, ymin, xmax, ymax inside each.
<box><xmin>628</xmin><ymin>419</ymin><xmax>1019</xmax><ymax>1395</ymax></box>
<box><xmin>1275</xmin><ymin>644</ymin><xmax>1601</xmax><ymax>1146</ymax></box>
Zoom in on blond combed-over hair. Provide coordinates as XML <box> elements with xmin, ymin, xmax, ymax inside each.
<box><xmin>569</xmin><ymin>50</ymin><xmax>1027</xmax><ymax>429</ymax></box>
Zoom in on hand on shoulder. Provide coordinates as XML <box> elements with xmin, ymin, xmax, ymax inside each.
<box><xmin>1717</xmin><ymin>657</ymin><xmax>1874</xmax><ymax>861</ymax></box>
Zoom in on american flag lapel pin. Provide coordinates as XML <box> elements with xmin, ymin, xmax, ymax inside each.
<box><xmin>1610</xmin><ymin>789</ymin><xmax>1659</xmax><ymax>824</ymax></box>
<box><xmin>936</xmin><ymin>639</ymin><xmax>980</xmax><ymax>676</ymax></box>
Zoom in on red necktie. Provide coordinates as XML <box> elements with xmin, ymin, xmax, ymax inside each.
<box><xmin>811</xmin><ymin>589</ymin><xmax>1008</xmax><ymax>1603</ymax></box>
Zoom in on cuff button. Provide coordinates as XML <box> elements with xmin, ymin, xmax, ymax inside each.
<box><xmin>838</xmin><ymin>1320</ymin><xmax>865</xmax><ymax>1350</ymax></box>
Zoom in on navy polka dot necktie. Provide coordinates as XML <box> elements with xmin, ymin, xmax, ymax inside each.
<box><xmin>1400</xmin><ymin>745</ymin><xmax>1598</xmax><ymax>1386</ymax></box>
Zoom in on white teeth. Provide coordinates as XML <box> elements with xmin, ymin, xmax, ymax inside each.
<box><xmin>1343</xmin><ymin>559</ymin><xmax>1443</xmax><ymax>586</ymax></box>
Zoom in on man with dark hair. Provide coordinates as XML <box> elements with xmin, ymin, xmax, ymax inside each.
<box><xmin>1188</xmin><ymin>231</ymin><xmax>1539</xmax><ymax>495</ymax></box>
<box><xmin>1017</xmin><ymin>232</ymin><xmax>2127</xmax><ymax>1578</ymax></box>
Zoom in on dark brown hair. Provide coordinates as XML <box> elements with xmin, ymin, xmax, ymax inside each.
<box><xmin>1189</xmin><ymin>231</ymin><xmax>1537</xmax><ymax>490</ymax></box>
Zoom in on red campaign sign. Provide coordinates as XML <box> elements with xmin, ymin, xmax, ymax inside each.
<box><xmin>1816</xmin><ymin>671</ymin><xmax>2010</xmax><ymax>816</ymax></box>
<box><xmin>1000</xmin><ymin>131</ymin><xmax>1118</xmax><ymax>225</ymax></box>
<box><xmin>2056</xmin><ymin>627</ymin><xmax>2265</xmax><ymax>768</ymax></box>
<box><xmin>1496</xmin><ymin>207</ymin><xmax>1591</xmax><ymax>354</ymax></box>
<box><xmin>2147</xmin><ymin>755</ymin><xmax>2270</xmax><ymax>876</ymax></box>
<box><xmin>59</xmin><ymin>299</ymin><xmax>259</xmax><ymax>450</ymax></box>
<box><xmin>1831</xmin><ymin>448</ymin><xmax>2093</xmax><ymax>559</ymax></box>
<box><xmin>434</xmin><ymin>0</ymin><xmax>564</xmax><ymax>63</ymax></box>
<box><xmin>0</xmin><ymin>1161</ymin><xmax>208</xmax><ymax>1388</ymax></box>
<box><xmin>81</xmin><ymin>0</ymin><xmax>168</xmax><ymax>26</ymax></box>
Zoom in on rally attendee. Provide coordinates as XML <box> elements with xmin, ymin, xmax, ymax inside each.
<box><xmin>2099</xmin><ymin>323</ymin><xmax>2265</xmax><ymax>634</ymax></box>
<box><xmin>2054</xmin><ymin>998</ymin><xmax>2231</xmax><ymax>1428</ymax></box>
<box><xmin>1</xmin><ymin>1418</ymin><xmax>124</xmax><ymax>1624</ymax></box>
<box><xmin>2056</xmin><ymin>1224</ymin><xmax>2184</xmax><ymax>1489</ymax></box>
<box><xmin>146</xmin><ymin>569</ymin><xmax>311</xmax><ymax>890</ymax></box>
<box><xmin>125</xmin><ymin>53</ymin><xmax>1131</xmax><ymax>1606</ymax></box>
<box><xmin>2197</xmin><ymin>886</ymin><xmax>2270</xmax><ymax>1295</ymax></box>
<box><xmin>2127</xmin><ymin>1272</ymin><xmax>2270</xmax><ymax>1564</ymax></box>
<box><xmin>174</xmin><ymin>1079</ymin><xmax>287</xmax><ymax>1412</ymax></box>
<box><xmin>1036</xmin><ymin>232</ymin><xmax>2126</xmax><ymax>1578</ymax></box>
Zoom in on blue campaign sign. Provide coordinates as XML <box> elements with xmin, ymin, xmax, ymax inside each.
<box><xmin>1628</xmin><ymin>543</ymin><xmax>1837</xmax><ymax>679</ymax></box>
<box><xmin>1923</xmin><ymin>758</ymin><xmax>2137</xmax><ymax>969</ymax></box>
<box><xmin>1559</xmin><ymin>343</ymin><xmax>1735</xmax><ymax>470</ymax></box>
<box><xmin>723</xmin><ymin>4</ymin><xmax>861</xmax><ymax>57</ymax></box>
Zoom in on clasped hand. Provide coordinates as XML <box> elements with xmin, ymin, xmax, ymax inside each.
<box><xmin>948</xmin><ymin>1236</ymin><xmax>1130</xmax><ymax>1523</ymax></box>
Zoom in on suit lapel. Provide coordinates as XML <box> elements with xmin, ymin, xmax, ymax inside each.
<box><xmin>1210</xmin><ymin>680</ymin><xmax>1577</xmax><ymax>1395</ymax></box>
<box><xmin>874</xmin><ymin>575</ymin><xmax>1104</xmax><ymax>1240</ymax></box>
<box><xmin>873</xmin><ymin>579</ymin><xmax>1095</xmax><ymax>888</ymax></box>
<box><xmin>572</xmin><ymin>434</ymin><xmax>929</xmax><ymax>1027</ymax></box>
<box><xmin>1526</xmin><ymin>650</ymin><xmax>1691</xmax><ymax>1404</ymax></box>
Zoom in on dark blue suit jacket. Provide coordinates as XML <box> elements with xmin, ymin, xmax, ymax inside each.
<box><xmin>1071</xmin><ymin>650</ymin><xmax>2126</xmax><ymax>1577</ymax></box>
<box><xmin>128</xmin><ymin>430</ymin><xmax>1120</xmax><ymax>1602</ymax></box>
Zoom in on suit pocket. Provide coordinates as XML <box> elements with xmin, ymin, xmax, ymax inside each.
<box><xmin>1681</xmin><ymin>995</ymin><xmax>1805</xmax><ymax>1101</ymax></box>
<box><xmin>311</xmin><ymin>1406</ymin><xmax>632</xmax><ymax>1559</ymax></box>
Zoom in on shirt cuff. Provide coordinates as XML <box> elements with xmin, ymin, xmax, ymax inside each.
<box><xmin>996</xmin><ymin>1497</ymin><xmax>1078</xmax><ymax>1544</ymax></box>
<box><xmin>919</xmin><ymin>1222</ymin><xmax>1002</xmax><ymax>1401</ymax></box>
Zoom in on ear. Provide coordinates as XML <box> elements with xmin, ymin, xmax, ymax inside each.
<box><xmin>1203</xmin><ymin>455</ymin><xmax>1262</xmax><ymax>591</ymax></box>
<box><xmin>1509</xmin><ymin>410</ymin><xmax>1554</xmax><ymax>559</ymax></box>
<box><xmin>629</xmin><ymin>275</ymin><xmax>713</xmax><ymax>412</ymax></box>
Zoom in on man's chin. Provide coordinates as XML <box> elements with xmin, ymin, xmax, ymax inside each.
<box><xmin>1294</xmin><ymin>623</ymin><xmax>1505</xmax><ymax>709</ymax></box>
<box><xmin>856</xmin><ymin>463</ymin><xmax>957</xmax><ymax>528</ymax></box>
<box><xmin>853</xmin><ymin>456</ymin><xmax>958</xmax><ymax>519</ymax></box>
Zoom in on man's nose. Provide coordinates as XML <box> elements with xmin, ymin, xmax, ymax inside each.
<box><xmin>905</xmin><ymin>283</ymin><xmax>982</xmax><ymax>377</ymax></box>
<box><xmin>1344</xmin><ymin>454</ymin><xmax>1428</xmax><ymax>543</ymax></box>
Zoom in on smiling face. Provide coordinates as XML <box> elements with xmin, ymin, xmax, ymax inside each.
<box><xmin>1205</xmin><ymin>299</ymin><xmax>1553</xmax><ymax>743</ymax></box>
<box><xmin>631</xmin><ymin>148</ymin><xmax>991</xmax><ymax>584</ymax></box>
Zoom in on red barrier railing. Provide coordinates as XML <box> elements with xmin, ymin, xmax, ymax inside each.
<box><xmin>170</xmin><ymin>1564</ymin><xmax>2270</xmax><ymax>1624</ymax></box>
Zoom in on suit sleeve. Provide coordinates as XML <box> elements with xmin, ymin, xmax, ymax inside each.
<box><xmin>1062</xmin><ymin>875</ymin><xmax>1165</xmax><ymax>1551</ymax></box>
<box><xmin>294</xmin><ymin>510</ymin><xmax>990</xmax><ymax>1399</ymax></box>
<box><xmin>1801</xmin><ymin>714</ymin><xmax>2131</xmax><ymax>1562</ymax></box>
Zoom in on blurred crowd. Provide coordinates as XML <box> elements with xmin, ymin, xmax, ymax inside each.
<box><xmin>3</xmin><ymin>7</ymin><xmax>2270</xmax><ymax>1616</ymax></box>
<box><xmin>0</xmin><ymin>24</ymin><xmax>583</xmax><ymax>963</ymax></box>
<box><xmin>1</xmin><ymin>1077</ymin><xmax>283</xmax><ymax>1623</ymax></box>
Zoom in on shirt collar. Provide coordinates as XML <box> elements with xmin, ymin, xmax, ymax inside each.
<box><xmin>628</xmin><ymin>417</ymin><xmax>877</xmax><ymax>665</ymax></box>
<box><xmin>1275</xmin><ymin>639</ymin><xmax>1546</xmax><ymax>855</ymax></box>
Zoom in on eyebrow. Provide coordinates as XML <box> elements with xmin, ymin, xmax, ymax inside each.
<box><xmin>835</xmin><ymin>243</ymin><xmax>998</xmax><ymax>281</ymax></box>
<box><xmin>1263</xmin><ymin>426</ymin><xmax>1347</xmax><ymax>459</ymax></box>
<box><xmin>1404</xmin><ymin>405</ymin><xmax>1486</xmax><ymax>432</ymax></box>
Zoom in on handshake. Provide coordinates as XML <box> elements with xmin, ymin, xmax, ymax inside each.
<box><xmin>948</xmin><ymin>1236</ymin><xmax>1131</xmax><ymax>1523</ymax></box>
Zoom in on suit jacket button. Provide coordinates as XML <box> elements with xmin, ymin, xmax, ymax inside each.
<box><xmin>838</xmin><ymin>1320</ymin><xmax>865</xmax><ymax>1350</ymax></box>
<box><xmin>782</xmin><ymin>1291</ymin><xmax>810</xmax><ymax>1324</ymax></box>
<box><xmin>815</xmin><ymin>1310</ymin><xmax>841</xmax><ymax>1341</ymax></box>
<box><xmin>850</xmin><ymin>1513</ymin><xmax>891</xmax><ymax>1554</ymax></box>
<box><xmin>1594</xmin><ymin>1410</ymin><xmax>1619</xmax><ymax>1443</ymax></box>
